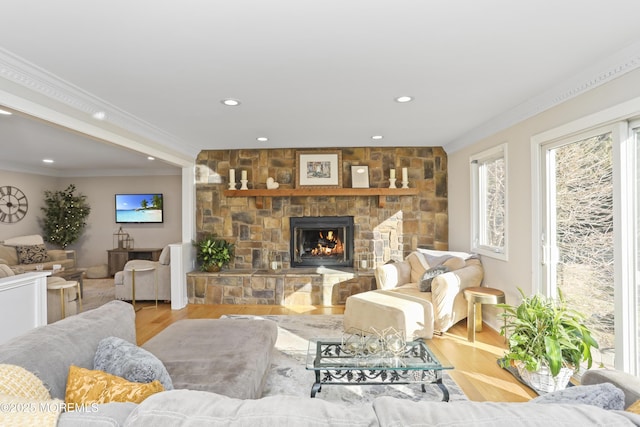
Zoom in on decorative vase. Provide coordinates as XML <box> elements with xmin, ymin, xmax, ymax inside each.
<box><xmin>206</xmin><ymin>265</ymin><xmax>221</xmax><ymax>273</ymax></box>
<box><xmin>515</xmin><ymin>361</ymin><xmax>573</xmax><ymax>394</ymax></box>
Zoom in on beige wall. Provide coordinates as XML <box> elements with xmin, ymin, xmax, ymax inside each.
<box><xmin>0</xmin><ymin>171</ymin><xmax>182</xmax><ymax>269</ymax></box>
<box><xmin>0</xmin><ymin>170</ymin><xmax>52</xmax><ymax>238</ymax></box>
<box><xmin>448</xmin><ymin>67</ymin><xmax>640</xmax><ymax>329</ymax></box>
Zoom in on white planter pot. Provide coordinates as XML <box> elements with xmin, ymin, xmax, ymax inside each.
<box><xmin>515</xmin><ymin>361</ymin><xmax>574</xmax><ymax>394</ymax></box>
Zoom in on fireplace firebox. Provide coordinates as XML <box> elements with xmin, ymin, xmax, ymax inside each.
<box><xmin>290</xmin><ymin>216</ymin><xmax>354</xmax><ymax>268</ymax></box>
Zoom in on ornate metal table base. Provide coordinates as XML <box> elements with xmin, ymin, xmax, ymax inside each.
<box><xmin>307</xmin><ymin>339</ymin><xmax>452</xmax><ymax>401</ymax></box>
<box><xmin>310</xmin><ymin>367</ymin><xmax>450</xmax><ymax>401</ymax></box>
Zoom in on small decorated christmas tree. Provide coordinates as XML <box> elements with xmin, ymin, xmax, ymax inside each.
<box><xmin>41</xmin><ymin>184</ymin><xmax>91</xmax><ymax>249</ymax></box>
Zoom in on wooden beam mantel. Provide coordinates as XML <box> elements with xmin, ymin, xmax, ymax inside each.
<box><xmin>223</xmin><ymin>188</ymin><xmax>419</xmax><ymax>208</ymax></box>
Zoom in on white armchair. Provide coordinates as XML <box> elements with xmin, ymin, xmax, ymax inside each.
<box><xmin>343</xmin><ymin>249</ymin><xmax>484</xmax><ymax>339</ymax></box>
<box><xmin>114</xmin><ymin>246</ymin><xmax>171</xmax><ymax>301</ymax></box>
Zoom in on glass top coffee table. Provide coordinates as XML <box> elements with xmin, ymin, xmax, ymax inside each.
<box><xmin>306</xmin><ymin>337</ymin><xmax>453</xmax><ymax>400</ymax></box>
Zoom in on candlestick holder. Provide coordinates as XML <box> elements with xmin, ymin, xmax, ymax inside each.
<box><xmin>401</xmin><ymin>180</ymin><xmax>409</xmax><ymax>189</ymax></box>
<box><xmin>240</xmin><ymin>179</ymin><xmax>249</xmax><ymax>190</ymax></box>
<box><xmin>356</xmin><ymin>252</ymin><xmax>373</xmax><ymax>271</ymax></box>
<box><xmin>228</xmin><ymin>182</ymin><xmax>237</xmax><ymax>190</ymax></box>
<box><xmin>269</xmin><ymin>251</ymin><xmax>282</xmax><ymax>271</ymax></box>
<box><xmin>388</xmin><ymin>178</ymin><xmax>397</xmax><ymax>189</ymax></box>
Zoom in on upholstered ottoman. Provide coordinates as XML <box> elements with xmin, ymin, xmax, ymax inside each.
<box><xmin>343</xmin><ymin>289</ymin><xmax>435</xmax><ymax>339</ymax></box>
<box><xmin>142</xmin><ymin>318</ymin><xmax>278</xmax><ymax>399</ymax></box>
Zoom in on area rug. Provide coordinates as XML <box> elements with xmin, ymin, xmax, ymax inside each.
<box><xmin>81</xmin><ymin>278</ymin><xmax>116</xmax><ymax>312</ymax></box>
<box><xmin>222</xmin><ymin>314</ymin><xmax>467</xmax><ymax>405</ymax></box>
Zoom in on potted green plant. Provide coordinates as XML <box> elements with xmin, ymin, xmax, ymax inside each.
<box><xmin>194</xmin><ymin>234</ymin><xmax>234</xmax><ymax>272</ymax></box>
<box><xmin>498</xmin><ymin>288</ymin><xmax>598</xmax><ymax>394</ymax></box>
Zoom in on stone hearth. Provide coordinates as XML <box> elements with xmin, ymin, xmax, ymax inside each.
<box><xmin>186</xmin><ymin>268</ymin><xmax>376</xmax><ymax>306</ymax></box>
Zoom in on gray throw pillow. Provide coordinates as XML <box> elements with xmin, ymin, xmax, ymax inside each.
<box><xmin>94</xmin><ymin>336</ymin><xmax>173</xmax><ymax>390</ymax></box>
<box><xmin>419</xmin><ymin>266</ymin><xmax>449</xmax><ymax>292</ymax></box>
<box><xmin>529</xmin><ymin>382</ymin><xmax>624</xmax><ymax>410</ymax></box>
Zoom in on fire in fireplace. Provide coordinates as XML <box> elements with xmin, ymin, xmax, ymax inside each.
<box><xmin>290</xmin><ymin>216</ymin><xmax>354</xmax><ymax>268</ymax></box>
<box><xmin>310</xmin><ymin>230</ymin><xmax>343</xmax><ymax>256</ymax></box>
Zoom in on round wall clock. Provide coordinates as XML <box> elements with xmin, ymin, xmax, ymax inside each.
<box><xmin>0</xmin><ymin>185</ymin><xmax>28</xmax><ymax>223</ymax></box>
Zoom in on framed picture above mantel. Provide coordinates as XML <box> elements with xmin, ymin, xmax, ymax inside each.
<box><xmin>296</xmin><ymin>150</ymin><xmax>343</xmax><ymax>188</ymax></box>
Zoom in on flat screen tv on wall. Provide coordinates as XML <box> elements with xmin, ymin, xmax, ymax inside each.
<box><xmin>115</xmin><ymin>193</ymin><xmax>164</xmax><ymax>224</ymax></box>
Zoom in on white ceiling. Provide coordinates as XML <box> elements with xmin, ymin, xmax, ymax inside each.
<box><xmin>1</xmin><ymin>0</ymin><xmax>640</xmax><ymax>176</ymax></box>
<box><xmin>0</xmin><ymin>111</ymin><xmax>180</xmax><ymax>176</ymax></box>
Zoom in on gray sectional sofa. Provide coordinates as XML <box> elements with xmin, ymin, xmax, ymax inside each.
<box><xmin>1</xmin><ymin>301</ymin><xmax>640</xmax><ymax>426</ymax></box>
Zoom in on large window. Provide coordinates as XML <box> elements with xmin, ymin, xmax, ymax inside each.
<box><xmin>539</xmin><ymin>129</ymin><xmax>615</xmax><ymax>369</ymax></box>
<box><xmin>532</xmin><ymin>105</ymin><xmax>640</xmax><ymax>375</ymax></box>
<box><xmin>470</xmin><ymin>144</ymin><xmax>508</xmax><ymax>260</ymax></box>
<box><xmin>628</xmin><ymin>121</ymin><xmax>640</xmax><ymax>374</ymax></box>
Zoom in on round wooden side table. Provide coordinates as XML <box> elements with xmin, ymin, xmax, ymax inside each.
<box><xmin>463</xmin><ymin>286</ymin><xmax>505</xmax><ymax>342</ymax></box>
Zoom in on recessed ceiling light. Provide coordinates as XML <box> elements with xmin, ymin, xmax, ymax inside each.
<box><xmin>147</xmin><ymin>156</ymin><xmax>155</xmax><ymax>161</ymax></box>
<box><xmin>257</xmin><ymin>137</ymin><xmax>269</xmax><ymax>142</ymax></box>
<box><xmin>371</xmin><ymin>135</ymin><xmax>384</xmax><ymax>140</ymax></box>
<box><xmin>42</xmin><ymin>159</ymin><xmax>54</xmax><ymax>164</ymax></box>
<box><xmin>394</xmin><ymin>96</ymin><xmax>414</xmax><ymax>103</ymax></box>
<box><xmin>92</xmin><ymin>111</ymin><xmax>106</xmax><ymax>120</ymax></box>
<box><xmin>0</xmin><ymin>109</ymin><xmax>12</xmax><ymax>115</ymax></box>
<box><xmin>221</xmin><ymin>98</ymin><xmax>241</xmax><ymax>106</ymax></box>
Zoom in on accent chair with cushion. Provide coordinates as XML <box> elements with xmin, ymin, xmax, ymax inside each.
<box><xmin>114</xmin><ymin>246</ymin><xmax>171</xmax><ymax>301</ymax></box>
<box><xmin>343</xmin><ymin>248</ymin><xmax>484</xmax><ymax>339</ymax></box>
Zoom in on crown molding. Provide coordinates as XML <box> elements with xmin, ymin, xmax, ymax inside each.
<box><xmin>0</xmin><ymin>159</ymin><xmax>181</xmax><ymax>178</ymax></box>
<box><xmin>0</xmin><ymin>160</ymin><xmax>53</xmax><ymax>177</ymax></box>
<box><xmin>4</xmin><ymin>42</ymin><xmax>640</xmax><ymax>158</ymax></box>
<box><xmin>0</xmin><ymin>47</ymin><xmax>198</xmax><ymax>159</ymax></box>
<box><xmin>58</xmin><ymin>168</ymin><xmax>183</xmax><ymax>178</ymax></box>
<box><xmin>445</xmin><ymin>41</ymin><xmax>640</xmax><ymax>153</ymax></box>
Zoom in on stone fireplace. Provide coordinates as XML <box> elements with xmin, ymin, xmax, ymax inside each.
<box><xmin>290</xmin><ymin>216</ymin><xmax>354</xmax><ymax>268</ymax></box>
<box><xmin>189</xmin><ymin>146</ymin><xmax>449</xmax><ymax>306</ymax></box>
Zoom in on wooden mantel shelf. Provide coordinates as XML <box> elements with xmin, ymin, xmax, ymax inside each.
<box><xmin>223</xmin><ymin>188</ymin><xmax>419</xmax><ymax>208</ymax></box>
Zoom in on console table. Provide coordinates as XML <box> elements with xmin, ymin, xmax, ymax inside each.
<box><xmin>107</xmin><ymin>248</ymin><xmax>162</xmax><ymax>276</ymax></box>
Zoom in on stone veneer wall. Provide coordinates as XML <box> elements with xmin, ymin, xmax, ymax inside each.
<box><xmin>190</xmin><ymin>147</ymin><xmax>448</xmax><ymax>305</ymax></box>
<box><xmin>187</xmin><ymin>269</ymin><xmax>377</xmax><ymax>306</ymax></box>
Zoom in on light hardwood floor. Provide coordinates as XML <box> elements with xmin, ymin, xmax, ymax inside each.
<box><xmin>134</xmin><ymin>302</ymin><xmax>537</xmax><ymax>402</ymax></box>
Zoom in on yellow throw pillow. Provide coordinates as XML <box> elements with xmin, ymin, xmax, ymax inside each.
<box><xmin>65</xmin><ymin>365</ymin><xmax>164</xmax><ymax>406</ymax></box>
<box><xmin>0</xmin><ymin>394</ymin><xmax>63</xmax><ymax>427</ymax></box>
<box><xmin>0</xmin><ymin>364</ymin><xmax>51</xmax><ymax>400</ymax></box>
<box><xmin>627</xmin><ymin>399</ymin><xmax>640</xmax><ymax>414</ymax></box>
<box><xmin>0</xmin><ymin>364</ymin><xmax>63</xmax><ymax>427</ymax></box>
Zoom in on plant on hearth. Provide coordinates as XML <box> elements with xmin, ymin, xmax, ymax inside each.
<box><xmin>498</xmin><ymin>288</ymin><xmax>598</xmax><ymax>392</ymax></box>
<box><xmin>40</xmin><ymin>184</ymin><xmax>91</xmax><ymax>249</ymax></box>
<box><xmin>194</xmin><ymin>234</ymin><xmax>234</xmax><ymax>272</ymax></box>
